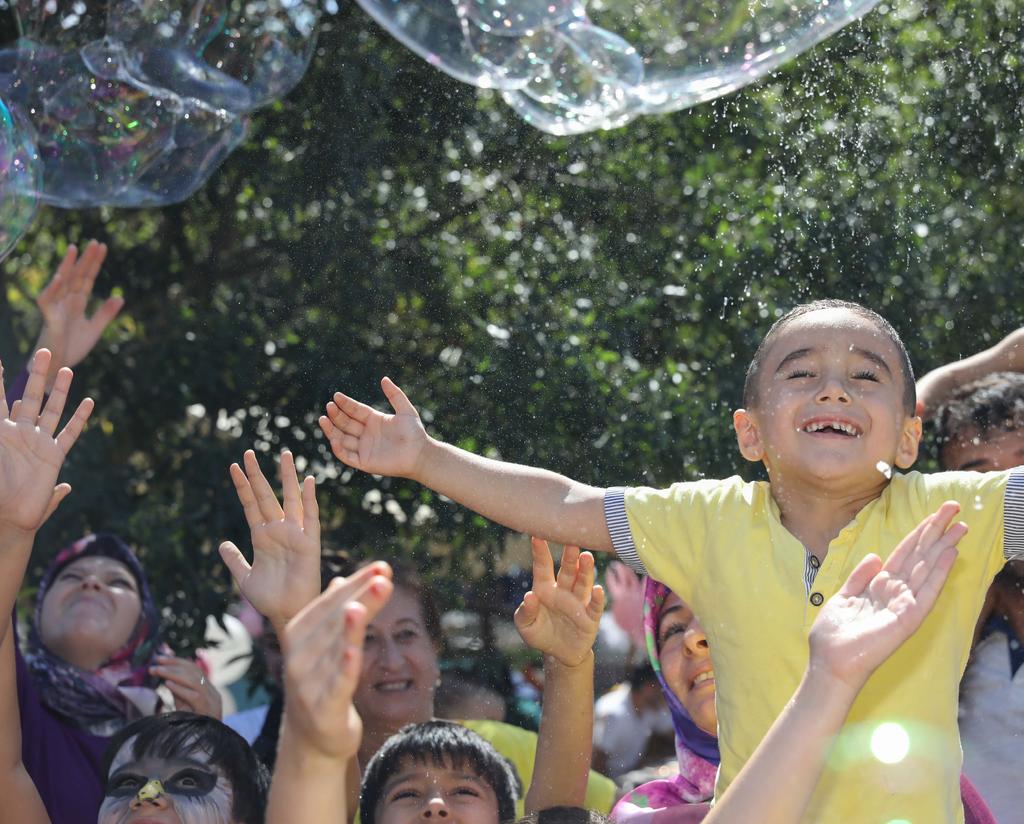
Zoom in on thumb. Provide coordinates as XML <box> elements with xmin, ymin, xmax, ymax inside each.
<box><xmin>87</xmin><ymin>296</ymin><xmax>125</xmax><ymax>335</ymax></box>
<box><xmin>41</xmin><ymin>483</ymin><xmax>72</xmax><ymax>524</ymax></box>
<box><xmin>380</xmin><ymin>377</ymin><xmax>418</xmax><ymax>416</ymax></box>
<box><xmin>838</xmin><ymin>553</ymin><xmax>883</xmax><ymax>599</ymax></box>
<box><xmin>514</xmin><ymin>591</ymin><xmax>540</xmax><ymax>631</ymax></box>
<box><xmin>219</xmin><ymin>541</ymin><xmax>252</xmax><ymax>587</ymax></box>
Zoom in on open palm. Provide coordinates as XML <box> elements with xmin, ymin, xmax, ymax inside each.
<box><xmin>0</xmin><ymin>351</ymin><xmax>93</xmax><ymax>532</ymax></box>
<box><xmin>809</xmin><ymin>502</ymin><xmax>965</xmax><ymax>691</ymax></box>
<box><xmin>319</xmin><ymin>377</ymin><xmax>428</xmax><ymax>477</ymax></box>
<box><xmin>515</xmin><ymin>539</ymin><xmax>605</xmax><ymax>667</ymax></box>
<box><xmin>219</xmin><ymin>450</ymin><xmax>322</xmax><ymax>629</ymax></box>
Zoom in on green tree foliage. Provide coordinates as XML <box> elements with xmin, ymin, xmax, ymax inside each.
<box><xmin>1</xmin><ymin>0</ymin><xmax>1021</xmax><ymax>652</ymax></box>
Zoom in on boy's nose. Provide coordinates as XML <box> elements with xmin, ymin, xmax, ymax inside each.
<box><xmin>817</xmin><ymin>377</ymin><xmax>850</xmax><ymax>404</ymax></box>
<box><xmin>422</xmin><ymin>797</ymin><xmax>450</xmax><ymax>818</ymax></box>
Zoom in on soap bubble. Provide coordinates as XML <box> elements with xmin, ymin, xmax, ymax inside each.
<box><xmin>0</xmin><ymin>0</ymin><xmax>320</xmax><ymax>208</ymax></box>
<box><xmin>0</xmin><ymin>96</ymin><xmax>40</xmax><ymax>261</ymax></box>
<box><xmin>354</xmin><ymin>0</ymin><xmax>882</xmax><ymax>134</ymax></box>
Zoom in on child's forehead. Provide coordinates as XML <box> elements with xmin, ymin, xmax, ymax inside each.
<box><xmin>767</xmin><ymin>309</ymin><xmax>899</xmax><ymax>362</ymax></box>
<box><xmin>392</xmin><ymin>753</ymin><xmax>485</xmax><ymax>779</ymax></box>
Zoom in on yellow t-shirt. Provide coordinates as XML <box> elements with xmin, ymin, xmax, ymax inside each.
<box><xmin>606</xmin><ymin>469</ymin><xmax>1024</xmax><ymax>824</ymax></box>
<box><xmin>461</xmin><ymin>719</ymin><xmax>618</xmax><ymax>816</ymax></box>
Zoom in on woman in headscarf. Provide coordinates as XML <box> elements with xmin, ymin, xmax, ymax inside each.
<box><xmin>611</xmin><ymin>577</ymin><xmax>997</xmax><ymax>824</ymax></box>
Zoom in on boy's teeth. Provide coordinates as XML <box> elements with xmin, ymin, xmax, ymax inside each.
<box><xmin>692</xmin><ymin>671</ymin><xmax>714</xmax><ymax>686</ymax></box>
<box><xmin>378</xmin><ymin>681</ymin><xmax>411</xmax><ymax>692</ymax></box>
<box><xmin>805</xmin><ymin>421</ymin><xmax>857</xmax><ymax>435</ymax></box>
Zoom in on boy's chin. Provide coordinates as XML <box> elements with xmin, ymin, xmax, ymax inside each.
<box><xmin>773</xmin><ymin>454</ymin><xmax>893</xmax><ymax>487</ymax></box>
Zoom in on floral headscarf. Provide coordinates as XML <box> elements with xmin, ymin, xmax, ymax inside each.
<box><xmin>611</xmin><ymin>577</ymin><xmax>718</xmax><ymax>823</ymax></box>
<box><xmin>26</xmin><ymin>534</ymin><xmax>168</xmax><ymax>736</ymax></box>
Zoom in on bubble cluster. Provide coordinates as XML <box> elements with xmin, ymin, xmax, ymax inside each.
<box><xmin>0</xmin><ymin>96</ymin><xmax>40</xmax><ymax>260</ymax></box>
<box><xmin>0</xmin><ymin>0</ymin><xmax>321</xmax><ymax>208</ymax></box>
<box><xmin>354</xmin><ymin>0</ymin><xmax>881</xmax><ymax>134</ymax></box>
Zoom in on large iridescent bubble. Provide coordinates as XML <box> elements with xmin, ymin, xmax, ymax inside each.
<box><xmin>353</xmin><ymin>0</ymin><xmax>881</xmax><ymax>134</ymax></box>
<box><xmin>0</xmin><ymin>95</ymin><xmax>40</xmax><ymax>259</ymax></box>
<box><xmin>0</xmin><ymin>0</ymin><xmax>320</xmax><ymax>207</ymax></box>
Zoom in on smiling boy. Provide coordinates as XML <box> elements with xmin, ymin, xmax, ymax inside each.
<box><xmin>323</xmin><ymin>299</ymin><xmax>1024</xmax><ymax>823</ymax></box>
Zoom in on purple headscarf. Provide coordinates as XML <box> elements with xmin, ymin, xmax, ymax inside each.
<box><xmin>611</xmin><ymin>577</ymin><xmax>718</xmax><ymax>823</ymax></box>
<box><xmin>26</xmin><ymin>533</ymin><xmax>168</xmax><ymax>736</ymax></box>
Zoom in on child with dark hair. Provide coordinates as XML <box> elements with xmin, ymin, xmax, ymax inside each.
<box><xmin>323</xmin><ymin>299</ymin><xmax>1024</xmax><ymax>823</ymax></box>
<box><xmin>99</xmin><ymin>711</ymin><xmax>269</xmax><ymax>824</ymax></box>
<box><xmin>916</xmin><ymin>332</ymin><xmax>1024</xmax><ymax>824</ymax></box>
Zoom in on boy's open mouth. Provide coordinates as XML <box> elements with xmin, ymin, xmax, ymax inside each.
<box><xmin>801</xmin><ymin>417</ymin><xmax>863</xmax><ymax>437</ymax></box>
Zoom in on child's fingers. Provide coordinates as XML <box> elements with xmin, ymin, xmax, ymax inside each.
<box><xmin>325</xmin><ymin>401</ymin><xmax>365</xmax><ymax>435</ymax></box>
<box><xmin>55</xmin><ymin>245</ymin><xmax>78</xmax><ymax>282</ymax></box>
<box><xmin>219</xmin><ymin>541</ymin><xmax>252</xmax><ymax>586</ymax></box>
<box><xmin>229</xmin><ymin>462</ymin><xmax>263</xmax><ymax>529</ymax></box>
<box><xmin>908</xmin><ymin>521</ymin><xmax>968</xmax><ymax>594</ymax></box>
<box><xmin>911</xmin><ymin>546</ymin><xmax>958</xmax><ymax>616</ymax></box>
<box><xmin>37</xmin><ymin>367</ymin><xmax>73</xmax><ymax>435</ymax></box>
<box><xmin>331</xmin><ymin>392</ymin><xmax>374</xmax><ymax>424</ymax></box>
<box><xmin>381</xmin><ymin>377</ymin><xmax>417</xmax><ymax>416</ymax></box>
<box><xmin>884</xmin><ymin>514</ymin><xmax>932</xmax><ymax>579</ymax></box>
<box><xmin>587</xmin><ymin>584</ymin><xmax>606</xmax><ymax>622</ymax></box>
<box><xmin>572</xmin><ymin>552</ymin><xmax>596</xmax><ymax>602</ymax></box>
<box><xmin>41</xmin><ymin>483</ymin><xmax>72</xmax><ymax>524</ymax></box>
<box><xmin>18</xmin><ymin>349</ymin><xmax>52</xmax><ymax>422</ymax></box>
<box><xmin>78</xmin><ymin>240</ymin><xmax>107</xmax><ymax>286</ymax></box>
<box><xmin>55</xmin><ymin>398</ymin><xmax>94</xmax><ymax>456</ymax></box>
<box><xmin>530</xmin><ymin>538</ymin><xmax>556</xmax><ymax>586</ymax></box>
<box><xmin>301</xmin><ymin>476</ymin><xmax>321</xmax><ymax>541</ymax></box>
<box><xmin>244</xmin><ymin>449</ymin><xmax>284</xmax><ymax>523</ymax></box>
<box><xmin>0</xmin><ymin>363</ymin><xmax>7</xmax><ymax>419</ymax></box>
<box><xmin>556</xmin><ymin>545</ymin><xmax>581</xmax><ymax>590</ymax></box>
<box><xmin>837</xmin><ymin>553</ymin><xmax>884</xmax><ymax>599</ymax></box>
<box><xmin>87</xmin><ymin>295</ymin><xmax>124</xmax><ymax>334</ymax></box>
<box><xmin>279</xmin><ymin>450</ymin><xmax>303</xmax><ymax>523</ymax></box>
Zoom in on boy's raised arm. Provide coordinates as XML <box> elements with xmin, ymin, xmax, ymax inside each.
<box><xmin>515</xmin><ymin>539</ymin><xmax>606</xmax><ymax>813</ymax></box>
<box><xmin>917</xmin><ymin>327</ymin><xmax>1024</xmax><ymax>418</ymax></box>
<box><xmin>703</xmin><ymin>503</ymin><xmax>965</xmax><ymax>824</ymax></box>
<box><xmin>319</xmin><ymin>379</ymin><xmax>613</xmax><ymax>552</ymax></box>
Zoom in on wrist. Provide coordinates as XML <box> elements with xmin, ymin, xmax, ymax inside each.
<box><xmin>544</xmin><ymin>649</ymin><xmax>594</xmax><ymax>673</ymax></box>
<box><xmin>0</xmin><ymin>522</ymin><xmax>38</xmax><ymax>548</ymax></box>
<box><xmin>409</xmin><ymin>435</ymin><xmax>442</xmax><ymax>482</ymax></box>
<box><xmin>279</xmin><ymin>722</ymin><xmax>355</xmax><ymax>772</ymax></box>
<box><xmin>802</xmin><ymin>658</ymin><xmax>865</xmax><ymax>707</ymax></box>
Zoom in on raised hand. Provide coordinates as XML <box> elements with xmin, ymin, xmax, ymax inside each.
<box><xmin>515</xmin><ymin>538</ymin><xmax>605</xmax><ymax>667</ymax></box>
<box><xmin>605</xmin><ymin>561</ymin><xmax>645</xmax><ymax>646</ymax></box>
<box><xmin>808</xmin><ymin>502</ymin><xmax>965</xmax><ymax>692</ymax></box>
<box><xmin>34</xmin><ymin>241</ymin><xmax>124</xmax><ymax>388</ymax></box>
<box><xmin>219</xmin><ymin>450</ymin><xmax>322</xmax><ymax>630</ymax></box>
<box><xmin>0</xmin><ymin>350</ymin><xmax>93</xmax><ymax>535</ymax></box>
<box><xmin>319</xmin><ymin>378</ymin><xmax>429</xmax><ymax>478</ymax></box>
<box><xmin>280</xmin><ymin>565</ymin><xmax>394</xmax><ymax>761</ymax></box>
<box><xmin>150</xmin><ymin>655</ymin><xmax>223</xmax><ymax>720</ymax></box>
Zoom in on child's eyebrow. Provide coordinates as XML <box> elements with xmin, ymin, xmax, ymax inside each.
<box><xmin>774</xmin><ymin>348</ymin><xmax>814</xmax><ymax>372</ymax></box>
<box><xmin>849</xmin><ymin>346</ymin><xmax>893</xmax><ymax>375</ymax></box>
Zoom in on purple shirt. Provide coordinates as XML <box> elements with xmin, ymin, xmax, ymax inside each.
<box><xmin>15</xmin><ymin>622</ymin><xmax>108</xmax><ymax>824</ymax></box>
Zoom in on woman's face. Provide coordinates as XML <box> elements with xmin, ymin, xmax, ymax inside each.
<box><xmin>657</xmin><ymin>593</ymin><xmax>717</xmax><ymax>735</ymax></box>
<box><xmin>354</xmin><ymin>586</ymin><xmax>441</xmax><ymax>730</ymax></box>
<box><xmin>99</xmin><ymin>737</ymin><xmax>236</xmax><ymax>824</ymax></box>
<box><xmin>39</xmin><ymin>555</ymin><xmax>142</xmax><ymax>671</ymax></box>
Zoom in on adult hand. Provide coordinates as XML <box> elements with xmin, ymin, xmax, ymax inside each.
<box><xmin>151</xmin><ymin>655</ymin><xmax>223</xmax><ymax>720</ymax></box>
<box><xmin>808</xmin><ymin>502</ymin><xmax>964</xmax><ymax>693</ymax></box>
<box><xmin>515</xmin><ymin>539</ymin><xmax>605</xmax><ymax>668</ymax></box>
<box><xmin>34</xmin><ymin>241</ymin><xmax>124</xmax><ymax>389</ymax></box>
<box><xmin>280</xmin><ymin>566</ymin><xmax>394</xmax><ymax>761</ymax></box>
<box><xmin>0</xmin><ymin>350</ymin><xmax>93</xmax><ymax>536</ymax></box>
<box><xmin>219</xmin><ymin>450</ymin><xmax>322</xmax><ymax>631</ymax></box>
<box><xmin>319</xmin><ymin>378</ymin><xmax>429</xmax><ymax>479</ymax></box>
<box><xmin>605</xmin><ymin>561</ymin><xmax>645</xmax><ymax>646</ymax></box>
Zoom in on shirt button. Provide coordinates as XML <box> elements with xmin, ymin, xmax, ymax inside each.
<box><xmin>810</xmin><ymin>592</ymin><xmax>824</xmax><ymax>606</ymax></box>
<box><xmin>809</xmin><ymin>556</ymin><xmax>821</xmax><ymax>569</ymax></box>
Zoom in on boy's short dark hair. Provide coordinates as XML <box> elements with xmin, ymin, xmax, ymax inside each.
<box><xmin>516</xmin><ymin>808</ymin><xmax>612</xmax><ymax>824</ymax></box>
<box><xmin>360</xmin><ymin>721</ymin><xmax>520</xmax><ymax>824</ymax></box>
<box><xmin>743</xmin><ymin>299</ymin><xmax>916</xmax><ymax>415</ymax></box>
<box><xmin>102</xmin><ymin>711</ymin><xmax>269</xmax><ymax>824</ymax></box>
<box><xmin>934</xmin><ymin>372</ymin><xmax>1024</xmax><ymax>467</ymax></box>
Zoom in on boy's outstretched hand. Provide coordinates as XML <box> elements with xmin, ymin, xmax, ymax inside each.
<box><xmin>34</xmin><ymin>241</ymin><xmax>123</xmax><ymax>390</ymax></box>
<box><xmin>319</xmin><ymin>378</ymin><xmax>428</xmax><ymax>478</ymax></box>
<box><xmin>809</xmin><ymin>502</ymin><xmax>965</xmax><ymax>694</ymax></box>
<box><xmin>219</xmin><ymin>450</ymin><xmax>322</xmax><ymax>631</ymax></box>
<box><xmin>515</xmin><ymin>539</ymin><xmax>605</xmax><ymax>668</ymax></box>
<box><xmin>279</xmin><ymin>566</ymin><xmax>394</xmax><ymax>761</ymax></box>
<box><xmin>0</xmin><ymin>350</ymin><xmax>93</xmax><ymax>535</ymax></box>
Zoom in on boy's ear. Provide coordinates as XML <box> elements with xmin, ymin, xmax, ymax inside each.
<box><xmin>894</xmin><ymin>414</ymin><xmax>923</xmax><ymax>469</ymax></box>
<box><xmin>733</xmin><ymin>409</ymin><xmax>765</xmax><ymax>463</ymax></box>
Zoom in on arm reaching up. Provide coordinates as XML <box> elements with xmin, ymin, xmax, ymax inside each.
<box><xmin>319</xmin><ymin>379</ymin><xmax>612</xmax><ymax>551</ymax></box>
<box><xmin>916</xmin><ymin>327</ymin><xmax>1024</xmax><ymax>418</ymax></box>
<box><xmin>266</xmin><ymin>566</ymin><xmax>394</xmax><ymax>824</ymax></box>
<box><xmin>33</xmin><ymin>241</ymin><xmax>124</xmax><ymax>391</ymax></box>
<box><xmin>0</xmin><ymin>349</ymin><xmax>92</xmax><ymax>824</ymax></box>
<box><xmin>704</xmin><ymin>502</ymin><xmax>965</xmax><ymax>824</ymax></box>
<box><xmin>515</xmin><ymin>539</ymin><xmax>605</xmax><ymax>813</ymax></box>
<box><xmin>219</xmin><ymin>449</ymin><xmax>323</xmax><ymax>635</ymax></box>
